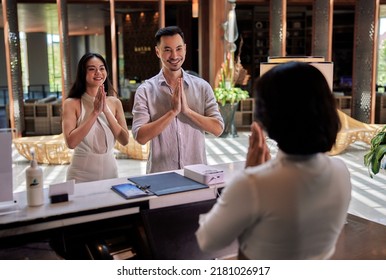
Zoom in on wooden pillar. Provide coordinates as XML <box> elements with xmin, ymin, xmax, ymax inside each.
<box><xmin>352</xmin><ymin>0</ymin><xmax>379</xmax><ymax>123</ymax></box>
<box><xmin>2</xmin><ymin>0</ymin><xmax>24</xmax><ymax>137</ymax></box>
<box><xmin>159</xmin><ymin>0</ymin><xmax>165</xmax><ymax>28</ymax></box>
<box><xmin>157</xmin><ymin>0</ymin><xmax>165</xmax><ymax>71</ymax></box>
<box><xmin>208</xmin><ymin>0</ymin><xmax>226</xmax><ymax>87</ymax></box>
<box><xmin>312</xmin><ymin>0</ymin><xmax>333</xmax><ymax>61</ymax></box>
<box><xmin>199</xmin><ymin>0</ymin><xmax>209</xmax><ymax>81</ymax></box>
<box><xmin>110</xmin><ymin>0</ymin><xmax>118</xmax><ymax>92</ymax></box>
<box><xmin>270</xmin><ymin>0</ymin><xmax>286</xmax><ymax>57</ymax></box>
<box><xmin>57</xmin><ymin>0</ymin><xmax>71</xmax><ymax>100</ymax></box>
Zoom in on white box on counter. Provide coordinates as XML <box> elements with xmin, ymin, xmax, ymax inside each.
<box><xmin>183</xmin><ymin>164</ymin><xmax>224</xmax><ymax>185</ymax></box>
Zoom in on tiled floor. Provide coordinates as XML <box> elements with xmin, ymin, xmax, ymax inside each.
<box><xmin>11</xmin><ymin>131</ymin><xmax>386</xmax><ymax>226</ymax></box>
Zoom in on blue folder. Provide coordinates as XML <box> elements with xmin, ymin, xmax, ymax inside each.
<box><xmin>128</xmin><ymin>172</ymin><xmax>208</xmax><ymax>196</ymax></box>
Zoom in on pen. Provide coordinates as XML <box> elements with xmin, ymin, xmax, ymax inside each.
<box><xmin>138</xmin><ymin>185</ymin><xmax>151</xmax><ymax>193</ymax></box>
<box><xmin>127</xmin><ymin>179</ymin><xmax>151</xmax><ymax>194</ymax></box>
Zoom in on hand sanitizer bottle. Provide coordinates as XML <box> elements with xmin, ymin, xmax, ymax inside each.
<box><xmin>26</xmin><ymin>152</ymin><xmax>44</xmax><ymax>206</ymax></box>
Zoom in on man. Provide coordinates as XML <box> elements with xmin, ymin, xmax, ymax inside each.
<box><xmin>132</xmin><ymin>26</ymin><xmax>224</xmax><ymax>173</ymax></box>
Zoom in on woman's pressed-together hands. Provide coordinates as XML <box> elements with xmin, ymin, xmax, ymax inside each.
<box><xmin>93</xmin><ymin>85</ymin><xmax>109</xmax><ymax>115</ymax></box>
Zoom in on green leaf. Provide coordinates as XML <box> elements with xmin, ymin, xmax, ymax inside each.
<box><xmin>370</xmin><ymin>145</ymin><xmax>386</xmax><ymax>175</ymax></box>
<box><xmin>364</xmin><ymin>125</ymin><xmax>386</xmax><ymax>177</ymax></box>
<box><xmin>214</xmin><ymin>87</ymin><xmax>249</xmax><ymax>106</ymax></box>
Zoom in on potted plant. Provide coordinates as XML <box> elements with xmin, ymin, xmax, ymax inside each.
<box><xmin>214</xmin><ymin>50</ymin><xmax>249</xmax><ymax>137</ymax></box>
<box><xmin>214</xmin><ymin>84</ymin><xmax>249</xmax><ymax>107</ymax></box>
<box><xmin>364</xmin><ymin>125</ymin><xmax>386</xmax><ymax>178</ymax></box>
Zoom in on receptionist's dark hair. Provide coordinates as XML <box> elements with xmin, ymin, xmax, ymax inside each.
<box><xmin>254</xmin><ymin>61</ymin><xmax>341</xmax><ymax>155</ymax></box>
<box><xmin>155</xmin><ymin>26</ymin><xmax>185</xmax><ymax>45</ymax></box>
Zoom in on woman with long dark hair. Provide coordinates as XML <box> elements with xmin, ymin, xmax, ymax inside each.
<box><xmin>62</xmin><ymin>53</ymin><xmax>129</xmax><ymax>183</ymax></box>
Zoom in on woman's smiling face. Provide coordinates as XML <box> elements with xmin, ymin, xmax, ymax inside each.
<box><xmin>85</xmin><ymin>56</ymin><xmax>107</xmax><ymax>88</ymax></box>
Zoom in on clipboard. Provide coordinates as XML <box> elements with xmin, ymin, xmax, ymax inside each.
<box><xmin>128</xmin><ymin>172</ymin><xmax>208</xmax><ymax>196</ymax></box>
<box><xmin>111</xmin><ymin>183</ymin><xmax>154</xmax><ymax>199</ymax></box>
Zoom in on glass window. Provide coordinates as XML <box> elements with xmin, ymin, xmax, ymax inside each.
<box><xmin>377</xmin><ymin>6</ymin><xmax>386</xmax><ymax>90</ymax></box>
<box><xmin>47</xmin><ymin>34</ymin><xmax>62</xmax><ymax>94</ymax></box>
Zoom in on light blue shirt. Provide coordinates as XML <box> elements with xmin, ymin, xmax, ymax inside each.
<box><xmin>132</xmin><ymin>69</ymin><xmax>224</xmax><ymax>173</ymax></box>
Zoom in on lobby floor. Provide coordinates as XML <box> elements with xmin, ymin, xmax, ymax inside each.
<box><xmin>10</xmin><ymin>131</ymin><xmax>386</xmax><ymax>227</ymax></box>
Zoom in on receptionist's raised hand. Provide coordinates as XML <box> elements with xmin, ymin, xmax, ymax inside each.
<box><xmin>245</xmin><ymin>121</ymin><xmax>271</xmax><ymax>168</ymax></box>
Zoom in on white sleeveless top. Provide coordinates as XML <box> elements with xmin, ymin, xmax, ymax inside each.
<box><xmin>66</xmin><ymin>93</ymin><xmax>118</xmax><ymax>183</ymax></box>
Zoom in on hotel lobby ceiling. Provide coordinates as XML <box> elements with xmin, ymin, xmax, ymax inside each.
<box><xmin>0</xmin><ymin>3</ymin><xmax>108</xmax><ymax>35</ymax></box>
<box><xmin>0</xmin><ymin>1</ymin><xmax>158</xmax><ymax>36</ymax></box>
<box><xmin>1</xmin><ymin>1</ymin><xmax>386</xmax><ymax>36</ymax></box>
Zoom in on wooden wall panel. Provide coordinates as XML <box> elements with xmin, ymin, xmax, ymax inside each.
<box><xmin>123</xmin><ymin>12</ymin><xmax>160</xmax><ymax>81</ymax></box>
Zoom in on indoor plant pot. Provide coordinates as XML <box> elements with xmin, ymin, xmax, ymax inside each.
<box><xmin>214</xmin><ymin>86</ymin><xmax>249</xmax><ymax>137</ymax></box>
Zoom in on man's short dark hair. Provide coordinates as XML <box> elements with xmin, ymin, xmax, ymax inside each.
<box><xmin>155</xmin><ymin>26</ymin><xmax>185</xmax><ymax>45</ymax></box>
<box><xmin>254</xmin><ymin>61</ymin><xmax>341</xmax><ymax>155</ymax></box>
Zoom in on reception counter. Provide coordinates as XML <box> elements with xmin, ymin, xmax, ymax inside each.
<box><xmin>0</xmin><ymin>161</ymin><xmax>243</xmax><ymax>259</ymax></box>
<box><xmin>1</xmin><ymin>160</ymin><xmax>386</xmax><ymax>260</ymax></box>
